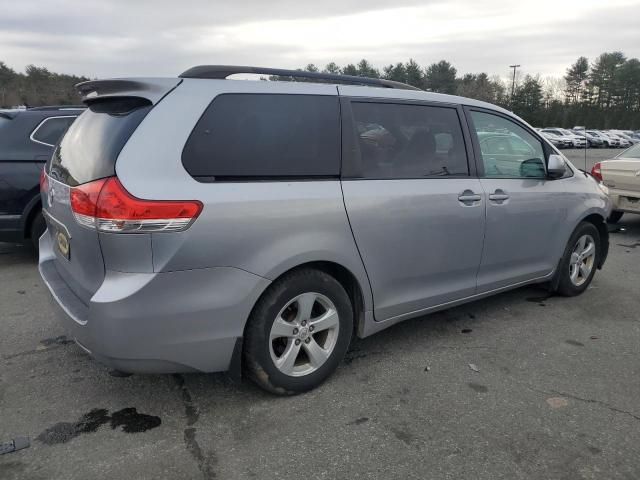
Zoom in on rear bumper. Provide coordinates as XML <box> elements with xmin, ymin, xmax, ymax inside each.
<box><xmin>609</xmin><ymin>193</ymin><xmax>640</xmax><ymax>214</ymax></box>
<box><xmin>38</xmin><ymin>233</ymin><xmax>270</xmax><ymax>373</ymax></box>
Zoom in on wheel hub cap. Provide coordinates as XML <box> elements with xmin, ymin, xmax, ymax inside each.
<box><xmin>569</xmin><ymin>234</ymin><xmax>596</xmax><ymax>287</ymax></box>
<box><xmin>297</xmin><ymin>327</ymin><xmax>310</xmax><ymax>341</ymax></box>
<box><xmin>269</xmin><ymin>292</ymin><xmax>340</xmax><ymax>377</ymax></box>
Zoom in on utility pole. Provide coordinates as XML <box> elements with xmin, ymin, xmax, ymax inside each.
<box><xmin>509</xmin><ymin>64</ymin><xmax>520</xmax><ymax>102</ymax></box>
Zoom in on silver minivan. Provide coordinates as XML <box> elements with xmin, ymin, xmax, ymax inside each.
<box><xmin>39</xmin><ymin>66</ymin><xmax>610</xmax><ymax>394</ymax></box>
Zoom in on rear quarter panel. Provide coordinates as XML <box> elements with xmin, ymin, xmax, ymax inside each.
<box><xmin>114</xmin><ymin>79</ymin><xmax>374</xmax><ymax>312</ymax></box>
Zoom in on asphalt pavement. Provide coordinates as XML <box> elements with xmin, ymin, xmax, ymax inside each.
<box><xmin>1</xmin><ymin>149</ymin><xmax>639</xmax><ymax>479</ymax></box>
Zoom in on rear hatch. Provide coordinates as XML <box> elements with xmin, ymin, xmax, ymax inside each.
<box><xmin>41</xmin><ymin>78</ymin><xmax>180</xmax><ymax>304</ymax></box>
<box><xmin>602</xmin><ymin>159</ymin><xmax>640</xmax><ymax>195</ymax></box>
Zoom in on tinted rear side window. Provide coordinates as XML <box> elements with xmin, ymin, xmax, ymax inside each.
<box><xmin>48</xmin><ymin>98</ymin><xmax>151</xmax><ymax>186</ymax></box>
<box><xmin>347</xmin><ymin>102</ymin><xmax>469</xmax><ymax>179</ymax></box>
<box><xmin>182</xmin><ymin>94</ymin><xmax>340</xmax><ymax>179</ymax></box>
<box><xmin>31</xmin><ymin>116</ymin><xmax>76</xmax><ymax>146</ymax></box>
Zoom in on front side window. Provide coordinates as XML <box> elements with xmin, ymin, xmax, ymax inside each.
<box><xmin>31</xmin><ymin>116</ymin><xmax>76</xmax><ymax>146</ymax></box>
<box><xmin>182</xmin><ymin>94</ymin><xmax>340</xmax><ymax>179</ymax></box>
<box><xmin>471</xmin><ymin>111</ymin><xmax>546</xmax><ymax>179</ymax></box>
<box><xmin>348</xmin><ymin>102</ymin><xmax>469</xmax><ymax>179</ymax></box>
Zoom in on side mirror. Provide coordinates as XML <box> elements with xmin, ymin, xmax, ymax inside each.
<box><xmin>547</xmin><ymin>154</ymin><xmax>566</xmax><ymax>178</ymax></box>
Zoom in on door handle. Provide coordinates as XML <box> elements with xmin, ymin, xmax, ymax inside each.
<box><xmin>488</xmin><ymin>189</ymin><xmax>509</xmax><ymax>203</ymax></box>
<box><xmin>458</xmin><ymin>190</ymin><xmax>482</xmax><ymax>205</ymax></box>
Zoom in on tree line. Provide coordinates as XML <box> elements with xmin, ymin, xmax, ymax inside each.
<box><xmin>274</xmin><ymin>52</ymin><xmax>640</xmax><ymax>129</ymax></box>
<box><xmin>1</xmin><ymin>51</ymin><xmax>639</xmax><ymax>129</ymax></box>
<box><xmin>0</xmin><ymin>62</ymin><xmax>88</xmax><ymax>107</ymax></box>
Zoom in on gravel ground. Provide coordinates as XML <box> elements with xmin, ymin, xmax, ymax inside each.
<box><xmin>1</xmin><ymin>154</ymin><xmax>639</xmax><ymax>479</ymax></box>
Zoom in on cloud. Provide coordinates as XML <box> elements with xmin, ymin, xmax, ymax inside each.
<box><xmin>0</xmin><ymin>0</ymin><xmax>639</xmax><ymax>79</ymax></box>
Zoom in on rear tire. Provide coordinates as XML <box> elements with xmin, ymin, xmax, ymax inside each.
<box><xmin>607</xmin><ymin>211</ymin><xmax>624</xmax><ymax>224</ymax></box>
<box><xmin>30</xmin><ymin>210</ymin><xmax>46</xmax><ymax>250</ymax></box>
<box><xmin>554</xmin><ymin>222</ymin><xmax>600</xmax><ymax>297</ymax></box>
<box><xmin>243</xmin><ymin>269</ymin><xmax>353</xmax><ymax>395</ymax></box>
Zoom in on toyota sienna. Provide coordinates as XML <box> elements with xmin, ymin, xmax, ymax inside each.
<box><xmin>39</xmin><ymin>66</ymin><xmax>610</xmax><ymax>394</ymax></box>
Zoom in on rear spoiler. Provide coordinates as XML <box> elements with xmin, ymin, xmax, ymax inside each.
<box><xmin>75</xmin><ymin>78</ymin><xmax>182</xmax><ymax>105</ymax></box>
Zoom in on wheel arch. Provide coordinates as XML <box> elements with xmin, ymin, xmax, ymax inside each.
<box><xmin>231</xmin><ymin>260</ymin><xmax>370</xmax><ymax>382</ymax></box>
<box><xmin>244</xmin><ymin>260</ymin><xmax>369</xmax><ymax>341</ymax></box>
<box><xmin>580</xmin><ymin>213</ymin><xmax>609</xmax><ymax>269</ymax></box>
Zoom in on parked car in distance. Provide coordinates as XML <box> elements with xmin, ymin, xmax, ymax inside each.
<box><xmin>39</xmin><ymin>66</ymin><xmax>610</xmax><ymax>394</ymax></box>
<box><xmin>539</xmin><ymin>130</ymin><xmax>572</xmax><ymax>149</ymax></box>
<box><xmin>587</xmin><ymin>130</ymin><xmax>619</xmax><ymax>148</ymax></box>
<box><xmin>541</xmin><ymin>128</ymin><xmax>587</xmax><ymax>148</ymax></box>
<box><xmin>606</xmin><ymin>132</ymin><xmax>632</xmax><ymax>148</ymax></box>
<box><xmin>611</xmin><ymin>131</ymin><xmax>639</xmax><ymax>145</ymax></box>
<box><xmin>0</xmin><ymin>106</ymin><xmax>84</xmax><ymax>247</ymax></box>
<box><xmin>572</xmin><ymin>129</ymin><xmax>605</xmax><ymax>148</ymax></box>
<box><xmin>591</xmin><ymin>143</ymin><xmax>640</xmax><ymax>223</ymax></box>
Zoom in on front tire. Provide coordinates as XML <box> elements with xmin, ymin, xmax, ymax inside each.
<box><xmin>243</xmin><ymin>269</ymin><xmax>353</xmax><ymax>395</ymax></box>
<box><xmin>607</xmin><ymin>211</ymin><xmax>624</xmax><ymax>224</ymax></box>
<box><xmin>554</xmin><ymin>222</ymin><xmax>600</xmax><ymax>297</ymax></box>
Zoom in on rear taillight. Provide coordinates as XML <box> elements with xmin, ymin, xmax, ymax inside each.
<box><xmin>590</xmin><ymin>162</ymin><xmax>603</xmax><ymax>182</ymax></box>
<box><xmin>70</xmin><ymin>177</ymin><xmax>202</xmax><ymax>233</ymax></box>
<box><xmin>40</xmin><ymin>168</ymin><xmax>48</xmax><ymax>193</ymax></box>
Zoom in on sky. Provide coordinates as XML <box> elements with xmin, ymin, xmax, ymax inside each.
<box><xmin>1</xmin><ymin>0</ymin><xmax>639</xmax><ymax>80</ymax></box>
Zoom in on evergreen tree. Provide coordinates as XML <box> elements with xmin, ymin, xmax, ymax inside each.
<box><xmin>588</xmin><ymin>52</ymin><xmax>626</xmax><ymax>109</ymax></box>
<box><xmin>382</xmin><ymin>63</ymin><xmax>407</xmax><ymax>83</ymax></box>
<box><xmin>405</xmin><ymin>59</ymin><xmax>426</xmax><ymax>89</ymax></box>
<box><xmin>512</xmin><ymin>75</ymin><xmax>544</xmax><ymax>125</ymax></box>
<box><xmin>356</xmin><ymin>59</ymin><xmax>380</xmax><ymax>78</ymax></box>
<box><xmin>564</xmin><ymin>56</ymin><xmax>589</xmax><ymax>104</ymax></box>
<box><xmin>425</xmin><ymin>60</ymin><xmax>457</xmax><ymax>94</ymax></box>
<box><xmin>323</xmin><ymin>62</ymin><xmax>341</xmax><ymax>75</ymax></box>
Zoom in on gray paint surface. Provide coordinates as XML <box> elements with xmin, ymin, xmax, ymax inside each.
<box><xmin>39</xmin><ymin>77</ymin><xmax>610</xmax><ymax>374</ymax></box>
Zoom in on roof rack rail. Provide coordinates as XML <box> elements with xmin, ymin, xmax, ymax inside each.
<box><xmin>27</xmin><ymin>105</ymin><xmax>86</xmax><ymax>111</ymax></box>
<box><xmin>179</xmin><ymin>65</ymin><xmax>421</xmax><ymax>91</ymax></box>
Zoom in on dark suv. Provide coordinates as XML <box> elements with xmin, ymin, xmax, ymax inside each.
<box><xmin>0</xmin><ymin>106</ymin><xmax>83</xmax><ymax>247</ymax></box>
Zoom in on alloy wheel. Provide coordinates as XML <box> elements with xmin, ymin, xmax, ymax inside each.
<box><xmin>269</xmin><ymin>292</ymin><xmax>340</xmax><ymax>377</ymax></box>
<box><xmin>569</xmin><ymin>234</ymin><xmax>596</xmax><ymax>287</ymax></box>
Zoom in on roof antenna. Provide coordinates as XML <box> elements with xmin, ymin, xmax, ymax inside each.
<box><xmin>584</xmin><ymin>126</ymin><xmax>588</xmax><ymax>172</ymax></box>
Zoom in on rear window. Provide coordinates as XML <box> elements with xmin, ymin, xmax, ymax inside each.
<box><xmin>182</xmin><ymin>94</ymin><xmax>340</xmax><ymax>180</ymax></box>
<box><xmin>620</xmin><ymin>144</ymin><xmax>640</xmax><ymax>159</ymax></box>
<box><xmin>31</xmin><ymin>116</ymin><xmax>76</xmax><ymax>146</ymax></box>
<box><xmin>47</xmin><ymin>98</ymin><xmax>151</xmax><ymax>186</ymax></box>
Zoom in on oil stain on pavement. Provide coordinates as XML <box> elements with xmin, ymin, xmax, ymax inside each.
<box><xmin>36</xmin><ymin>408</ymin><xmax>161</xmax><ymax>445</ymax></box>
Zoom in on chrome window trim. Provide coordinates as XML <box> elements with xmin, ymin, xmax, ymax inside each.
<box><xmin>29</xmin><ymin>115</ymin><xmax>77</xmax><ymax>147</ymax></box>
